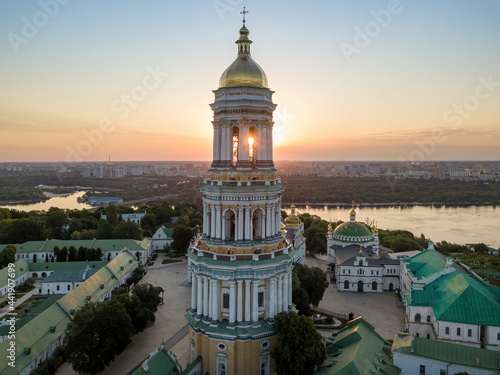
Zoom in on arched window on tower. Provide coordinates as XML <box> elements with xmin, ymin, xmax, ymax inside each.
<box><xmin>249</xmin><ymin>127</ymin><xmax>256</xmax><ymax>166</ymax></box>
<box><xmin>232</xmin><ymin>127</ymin><xmax>239</xmax><ymax>166</ymax></box>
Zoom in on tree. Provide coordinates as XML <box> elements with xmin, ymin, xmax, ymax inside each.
<box><xmin>0</xmin><ymin>244</ymin><xmax>16</xmax><ymax>267</ymax></box>
<box><xmin>65</xmin><ymin>300</ymin><xmax>134</xmax><ymax>374</ymax></box>
<box><xmin>473</xmin><ymin>243</ymin><xmax>489</xmax><ymax>254</ymax></box>
<box><xmin>140</xmin><ymin>213</ymin><xmax>157</xmax><ymax>232</ymax></box>
<box><xmin>132</xmin><ymin>283</ymin><xmax>161</xmax><ymax>313</ymax></box>
<box><xmin>112</xmin><ymin>292</ymin><xmax>154</xmax><ymax>334</ymax></box>
<box><xmin>105</xmin><ymin>205</ymin><xmax>118</xmax><ymax>228</ymax></box>
<box><xmin>171</xmin><ymin>224</ymin><xmax>194</xmax><ymax>252</ymax></box>
<box><xmin>291</xmin><ymin>273</ymin><xmax>311</xmax><ymax>316</ymax></box>
<box><xmin>293</xmin><ymin>263</ymin><xmax>328</xmax><ymax>308</ymax></box>
<box><xmin>68</xmin><ymin>246</ymin><xmax>77</xmax><ymax>262</ymax></box>
<box><xmin>96</xmin><ymin>220</ymin><xmax>113</xmax><ymax>239</ymax></box>
<box><xmin>58</xmin><ymin>247</ymin><xmax>68</xmax><ymax>262</ymax></box>
<box><xmin>272</xmin><ymin>311</ymin><xmax>325</xmax><ymax>375</ymax></box>
<box><xmin>0</xmin><ymin>208</ymin><xmax>12</xmax><ymax>220</ymax></box>
<box><xmin>112</xmin><ymin>221</ymin><xmax>143</xmax><ymax>240</ymax></box>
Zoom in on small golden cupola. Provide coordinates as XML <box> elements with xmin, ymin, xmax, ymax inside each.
<box><xmin>286</xmin><ymin>203</ymin><xmax>300</xmax><ymax>227</ymax></box>
<box><xmin>218</xmin><ymin>10</ymin><xmax>268</xmax><ymax>89</ymax></box>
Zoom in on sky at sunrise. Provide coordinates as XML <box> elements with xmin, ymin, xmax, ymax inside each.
<box><xmin>1</xmin><ymin>0</ymin><xmax>499</xmax><ymax>162</ymax></box>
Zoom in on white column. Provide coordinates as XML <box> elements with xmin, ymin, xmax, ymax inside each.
<box><xmin>238</xmin><ymin>206</ymin><xmax>244</xmax><ymax>242</ymax></box>
<box><xmin>229</xmin><ymin>281</ymin><xmax>236</xmax><ymax>325</ymax></box>
<box><xmin>271</xmin><ymin>204</ymin><xmax>276</xmax><ymax>238</ymax></box>
<box><xmin>239</xmin><ymin>125</ymin><xmax>250</xmax><ymax>162</ymax></box>
<box><xmin>191</xmin><ymin>273</ymin><xmax>197</xmax><ymax>312</ymax></box>
<box><xmin>277</xmin><ymin>201</ymin><xmax>282</xmax><ymax>236</ymax></box>
<box><xmin>208</xmin><ymin>279</ymin><xmax>213</xmax><ymax>320</ymax></box>
<box><xmin>215</xmin><ymin>205</ymin><xmax>222</xmax><ymax>240</ymax></box>
<box><xmin>283</xmin><ymin>273</ymin><xmax>289</xmax><ymax>312</ymax></box>
<box><xmin>249</xmin><ymin>214</ymin><xmax>254</xmax><ymax>241</ymax></box>
<box><xmin>210</xmin><ymin>205</ymin><xmax>216</xmax><ymax>239</ymax></box>
<box><xmin>269</xmin><ymin>278</ymin><xmax>276</xmax><ymax>320</ymax></box>
<box><xmin>266</xmin><ymin>205</ymin><xmax>272</xmax><ymax>239</ymax></box>
<box><xmin>262</xmin><ymin>126</ymin><xmax>269</xmax><ymax>162</ymax></box>
<box><xmin>196</xmin><ymin>275</ymin><xmax>203</xmax><ymax>317</ymax></box>
<box><xmin>213</xmin><ymin>123</ymin><xmax>220</xmax><ymax>164</ymax></box>
<box><xmin>202</xmin><ymin>203</ymin><xmax>208</xmax><ymax>236</ymax></box>
<box><xmin>212</xmin><ymin>279</ymin><xmax>219</xmax><ymax>323</ymax></box>
<box><xmin>269</xmin><ymin>121</ymin><xmax>274</xmax><ymax>162</ymax></box>
<box><xmin>187</xmin><ymin>263</ymin><xmax>192</xmax><ymax>284</ymax></box>
<box><xmin>277</xmin><ymin>275</ymin><xmax>283</xmax><ymax>314</ymax></box>
<box><xmin>244</xmin><ymin>205</ymin><xmax>251</xmax><ymax>241</ymax></box>
<box><xmin>203</xmin><ymin>276</ymin><xmax>209</xmax><ymax>319</ymax></box>
<box><xmin>261</xmin><ymin>214</ymin><xmax>266</xmax><ymax>239</ymax></box>
<box><xmin>245</xmin><ymin>280</ymin><xmax>251</xmax><ymax>323</ymax></box>
<box><xmin>220</xmin><ymin>126</ymin><xmax>228</xmax><ymax>166</ymax></box>
<box><xmin>288</xmin><ymin>270</ymin><xmax>293</xmax><ymax>309</ymax></box>
<box><xmin>237</xmin><ymin>280</ymin><xmax>243</xmax><ymax>323</ymax></box>
<box><xmin>252</xmin><ymin>280</ymin><xmax>259</xmax><ymax>323</ymax></box>
<box><xmin>256</xmin><ymin>125</ymin><xmax>263</xmax><ymax>164</ymax></box>
<box><xmin>221</xmin><ymin>210</ymin><xmax>226</xmax><ymax>242</ymax></box>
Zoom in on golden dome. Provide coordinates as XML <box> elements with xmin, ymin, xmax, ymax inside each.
<box><xmin>219</xmin><ymin>25</ymin><xmax>268</xmax><ymax>88</ymax></box>
<box><xmin>286</xmin><ymin>203</ymin><xmax>300</xmax><ymax>226</ymax></box>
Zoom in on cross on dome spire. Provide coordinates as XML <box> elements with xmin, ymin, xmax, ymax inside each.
<box><xmin>240</xmin><ymin>7</ymin><xmax>249</xmax><ymax>24</ymax></box>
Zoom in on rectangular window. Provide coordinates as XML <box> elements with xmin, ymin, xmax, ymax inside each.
<box><xmin>67</xmin><ymin>285</ymin><xmax>70</xmax><ymax>290</ymax></box>
<box><xmin>56</xmin><ymin>285</ymin><xmax>60</xmax><ymax>291</ymax></box>
<box><xmin>427</xmin><ymin>315</ymin><xmax>431</xmax><ymax>322</ymax></box>
<box><xmin>258</xmin><ymin>291</ymin><xmax>264</xmax><ymax>308</ymax></box>
<box><xmin>440</xmin><ymin>370</ymin><xmax>446</xmax><ymax>375</ymax></box>
<box><xmin>223</xmin><ymin>294</ymin><xmax>230</xmax><ymax>309</ymax></box>
<box><xmin>457</xmin><ymin>328</ymin><xmax>461</xmax><ymax>336</ymax></box>
<box><xmin>445</xmin><ymin>327</ymin><xmax>450</xmax><ymax>335</ymax></box>
<box><xmin>419</xmin><ymin>365</ymin><xmax>425</xmax><ymax>375</ymax></box>
<box><xmin>468</xmin><ymin>329</ymin><xmax>472</xmax><ymax>337</ymax></box>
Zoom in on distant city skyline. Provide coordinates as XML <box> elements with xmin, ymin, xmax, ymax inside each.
<box><xmin>1</xmin><ymin>0</ymin><xmax>499</xmax><ymax>162</ymax></box>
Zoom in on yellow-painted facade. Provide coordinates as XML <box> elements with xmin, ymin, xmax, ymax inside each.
<box><xmin>190</xmin><ymin>327</ymin><xmax>277</xmax><ymax>375</ymax></box>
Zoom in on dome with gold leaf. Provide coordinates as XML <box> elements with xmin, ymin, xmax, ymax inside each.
<box><xmin>286</xmin><ymin>203</ymin><xmax>300</xmax><ymax>227</ymax></box>
<box><xmin>219</xmin><ymin>24</ymin><xmax>268</xmax><ymax>88</ymax></box>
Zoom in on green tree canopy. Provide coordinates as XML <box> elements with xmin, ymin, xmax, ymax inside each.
<box><xmin>112</xmin><ymin>221</ymin><xmax>143</xmax><ymax>240</ymax></box>
<box><xmin>132</xmin><ymin>283</ymin><xmax>161</xmax><ymax>313</ymax></box>
<box><xmin>112</xmin><ymin>292</ymin><xmax>154</xmax><ymax>334</ymax></box>
<box><xmin>293</xmin><ymin>263</ymin><xmax>329</xmax><ymax>308</ymax></box>
<box><xmin>65</xmin><ymin>299</ymin><xmax>134</xmax><ymax>374</ymax></box>
<box><xmin>271</xmin><ymin>311</ymin><xmax>326</xmax><ymax>375</ymax></box>
<box><xmin>171</xmin><ymin>224</ymin><xmax>194</xmax><ymax>252</ymax></box>
<box><xmin>105</xmin><ymin>205</ymin><xmax>118</xmax><ymax>228</ymax></box>
<box><xmin>0</xmin><ymin>244</ymin><xmax>16</xmax><ymax>267</ymax></box>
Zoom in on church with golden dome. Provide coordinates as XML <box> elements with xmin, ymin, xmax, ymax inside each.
<box><xmin>185</xmin><ymin>11</ymin><xmax>305</xmax><ymax>375</ymax></box>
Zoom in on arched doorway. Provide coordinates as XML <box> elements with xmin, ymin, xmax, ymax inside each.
<box><xmin>344</xmin><ymin>280</ymin><xmax>349</xmax><ymax>290</ymax></box>
<box><xmin>372</xmin><ymin>281</ymin><xmax>377</xmax><ymax>291</ymax></box>
<box><xmin>223</xmin><ymin>209</ymin><xmax>236</xmax><ymax>241</ymax></box>
<box><xmin>357</xmin><ymin>280</ymin><xmax>363</xmax><ymax>292</ymax></box>
<box><xmin>389</xmin><ymin>283</ymin><xmax>394</xmax><ymax>291</ymax></box>
<box><xmin>252</xmin><ymin>208</ymin><xmax>264</xmax><ymax>240</ymax></box>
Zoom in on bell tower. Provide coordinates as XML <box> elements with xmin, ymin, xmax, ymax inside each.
<box><xmin>186</xmin><ymin>11</ymin><xmax>299</xmax><ymax>375</ymax></box>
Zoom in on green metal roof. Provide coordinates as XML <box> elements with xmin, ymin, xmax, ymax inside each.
<box><xmin>392</xmin><ymin>333</ymin><xmax>500</xmax><ymax>370</ymax></box>
<box><xmin>132</xmin><ymin>344</ymin><xmax>183</xmax><ymax>375</ymax></box>
<box><xmin>410</xmin><ymin>270</ymin><xmax>500</xmax><ymax>326</ymax></box>
<box><xmin>0</xmin><ymin>250</ymin><xmax>139</xmax><ymax>374</ymax></box>
<box><xmin>5</xmin><ymin>238</ymin><xmax>151</xmax><ymax>253</ymax></box>
<box><xmin>29</xmin><ymin>261</ymin><xmax>106</xmax><ymax>272</ymax></box>
<box><xmin>406</xmin><ymin>249</ymin><xmax>447</xmax><ymax>278</ymax></box>
<box><xmin>0</xmin><ymin>259</ymin><xmax>28</xmax><ymax>287</ymax></box>
<box><xmin>317</xmin><ymin>317</ymin><xmax>400</xmax><ymax>375</ymax></box>
<box><xmin>333</xmin><ymin>222</ymin><xmax>373</xmax><ymax>243</ymax></box>
<box><xmin>40</xmin><ymin>268</ymin><xmax>99</xmax><ymax>283</ymax></box>
<box><xmin>0</xmin><ymin>296</ymin><xmax>63</xmax><ymax>336</ymax></box>
<box><xmin>162</xmin><ymin>227</ymin><xmax>174</xmax><ymax>237</ymax></box>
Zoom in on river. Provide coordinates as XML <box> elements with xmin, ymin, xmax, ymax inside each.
<box><xmin>287</xmin><ymin>205</ymin><xmax>500</xmax><ymax>249</ymax></box>
<box><xmin>0</xmin><ymin>191</ymin><xmax>92</xmax><ymax>211</ymax></box>
<box><xmin>1</xmin><ymin>194</ymin><xmax>498</xmax><ymax>248</ymax></box>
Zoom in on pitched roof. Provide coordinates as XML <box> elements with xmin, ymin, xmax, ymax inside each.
<box><xmin>317</xmin><ymin>317</ymin><xmax>400</xmax><ymax>375</ymax></box>
<box><xmin>0</xmin><ymin>250</ymin><xmax>138</xmax><ymax>374</ymax></box>
<box><xmin>410</xmin><ymin>270</ymin><xmax>500</xmax><ymax>326</ymax></box>
<box><xmin>132</xmin><ymin>344</ymin><xmax>183</xmax><ymax>375</ymax></box>
<box><xmin>392</xmin><ymin>333</ymin><xmax>500</xmax><ymax>370</ymax></box>
<box><xmin>405</xmin><ymin>249</ymin><xmax>447</xmax><ymax>278</ymax></box>
<box><xmin>29</xmin><ymin>261</ymin><xmax>106</xmax><ymax>272</ymax></box>
<box><xmin>5</xmin><ymin>238</ymin><xmax>151</xmax><ymax>253</ymax></box>
<box><xmin>0</xmin><ymin>259</ymin><xmax>28</xmax><ymax>287</ymax></box>
<box><xmin>40</xmin><ymin>268</ymin><xmax>99</xmax><ymax>283</ymax></box>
